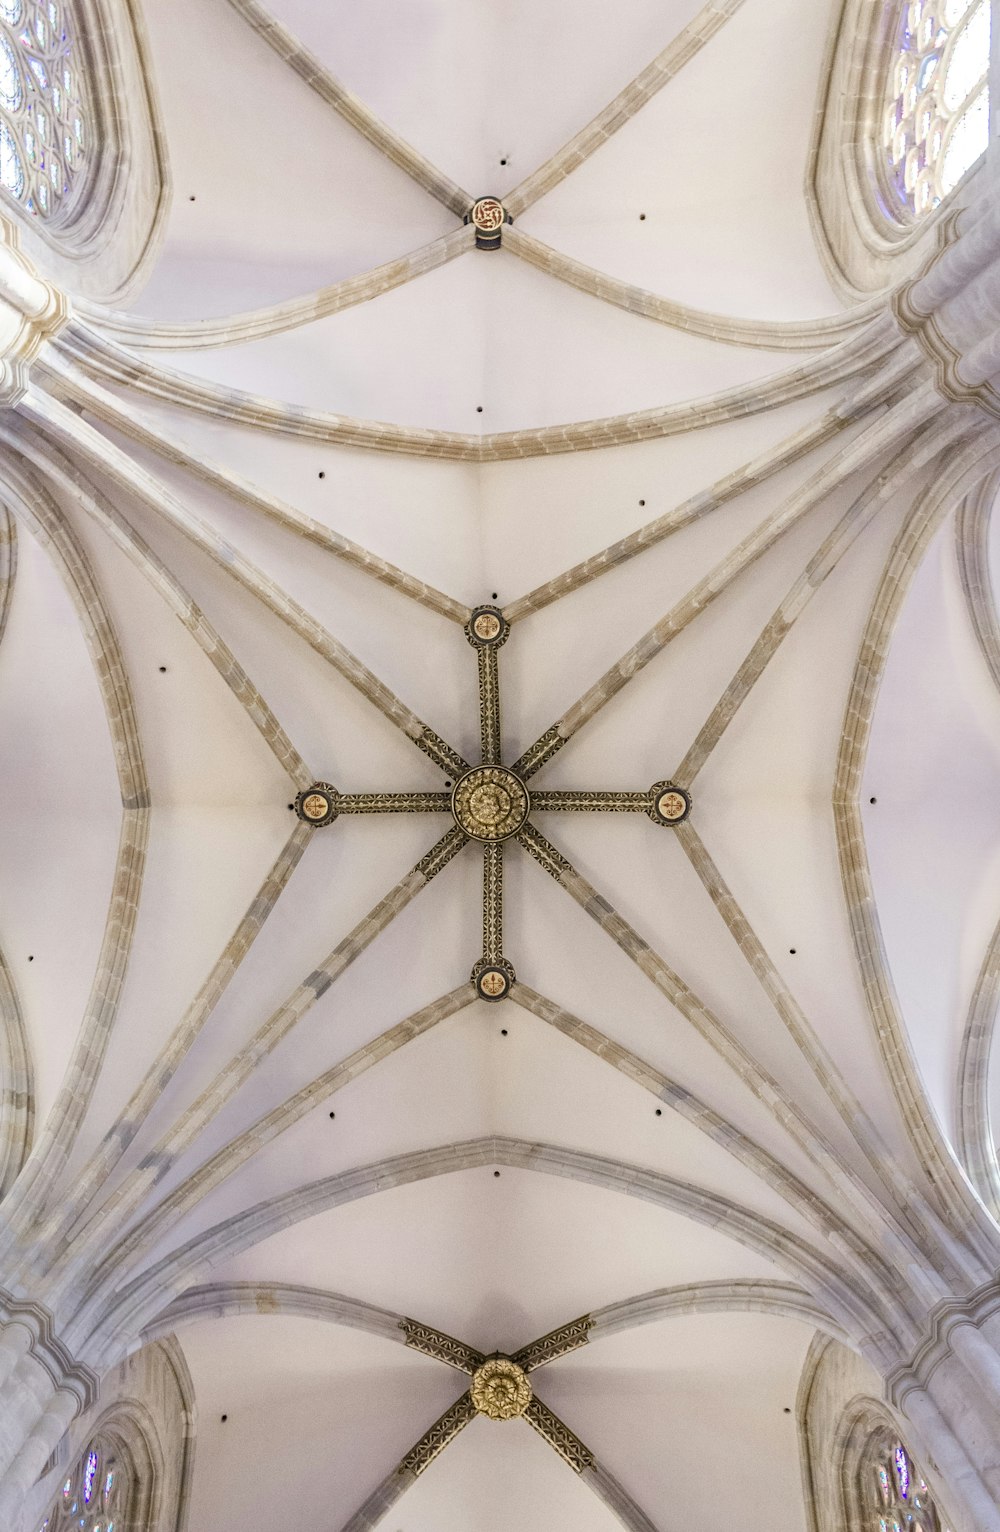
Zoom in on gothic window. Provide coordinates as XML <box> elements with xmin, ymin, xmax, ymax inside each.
<box><xmin>0</xmin><ymin>0</ymin><xmax>87</xmax><ymax>222</ymax></box>
<box><xmin>863</xmin><ymin>1434</ymin><xmax>952</xmax><ymax>1531</ymax></box>
<box><xmin>881</xmin><ymin>0</ymin><xmax>991</xmax><ymax>219</ymax></box>
<box><xmin>34</xmin><ymin>1434</ymin><xmax>133</xmax><ymax>1532</ymax></box>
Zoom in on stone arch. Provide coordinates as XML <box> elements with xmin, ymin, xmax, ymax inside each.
<box><xmin>0</xmin><ymin>0</ymin><xmax>166</xmax><ymax>301</ymax></box>
<box><xmin>808</xmin><ymin>0</ymin><xmax>989</xmax><ymax>294</ymax></box>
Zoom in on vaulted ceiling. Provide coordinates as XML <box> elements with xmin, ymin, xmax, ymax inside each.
<box><xmin>4</xmin><ymin>1</ymin><xmax>1000</xmax><ymax>1529</ymax></box>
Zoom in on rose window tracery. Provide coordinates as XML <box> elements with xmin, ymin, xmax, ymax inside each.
<box><xmin>881</xmin><ymin>0</ymin><xmax>990</xmax><ymax>220</ymax></box>
<box><xmin>0</xmin><ymin>0</ymin><xmax>88</xmax><ymax>220</ymax></box>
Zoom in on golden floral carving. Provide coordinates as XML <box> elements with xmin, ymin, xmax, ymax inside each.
<box><xmin>452</xmin><ymin>766</ymin><xmax>529</xmax><ymax>842</ymax></box>
<box><xmin>471</xmin><ymin>1357</ymin><xmax>532</xmax><ymax>1420</ymax></box>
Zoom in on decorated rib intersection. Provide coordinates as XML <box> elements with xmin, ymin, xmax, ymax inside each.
<box><xmin>295</xmin><ymin>603</ymin><xmax>691</xmax><ymax>1001</ymax></box>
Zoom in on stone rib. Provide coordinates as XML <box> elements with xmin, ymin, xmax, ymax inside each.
<box><xmin>26</xmin><ymin>825</ymin><xmax>312</xmax><ymax>1281</ymax></box>
<box><xmin>70</xmin><ymin>988</ymin><xmax>476</xmax><ymax>1329</ymax></box>
<box><xmin>224</xmin><ymin>0</ymin><xmax>470</xmax><ymax>215</ymax></box>
<box><xmin>80</xmin><ymin>227</ymin><xmax>474</xmax><ymax>350</ymax></box>
<box><xmin>144</xmin><ymin>1282</ymin><xmax>407</xmax><ymax>1349</ymax></box>
<box><xmin>511</xmin><ymin>985</ymin><xmax>917</xmax><ymax>1290</ymax></box>
<box><xmin>46</xmin><ymin>312</ymin><xmax>895</xmax><ymax>462</ymax></box>
<box><xmin>588</xmin><ymin>1277</ymin><xmax>846</xmax><ymax>1344</ymax></box>
<box><xmin>0</xmin><ymin>461</ymin><xmax>149</xmax><ymax>1257</ymax></box>
<box><xmin>505</xmin><ymin>336</ymin><xmax>916</xmax><ymax>622</ymax></box>
<box><xmin>505</xmin><ymin>0</ymin><xmax>749</xmax><ymax>217</ymax></box>
<box><xmin>1</xmin><ymin>419</ymin><xmax>313</xmax><ymax>789</ymax></box>
<box><xmin>956</xmin><ymin>912</ymin><xmax>1000</xmax><ymax>1216</ymax></box>
<box><xmin>834</xmin><ymin>431</ymin><xmax>1000</xmax><ymax>1269</ymax></box>
<box><xmin>512</xmin><ymin>378</ymin><xmax>940</xmax><ymax>776</ymax></box>
<box><xmin>38</xmin><ymin>348</ymin><xmax>471</xmax><ymax>626</ymax></box>
<box><xmin>956</xmin><ymin>470</ymin><xmax>1000</xmax><ymax>695</ymax></box>
<box><xmin>676</xmin><ymin>409</ymin><xmax>971</xmax><ymax>783</ymax></box>
<box><xmin>671</xmin><ymin>825</ymin><xmax>973</xmax><ymax>1299</ymax></box>
<box><xmin>506</xmin><ymin>226</ymin><xmax>884</xmax><ymax>351</ymax></box>
<box><xmin>85</xmin><ymin>1137</ymin><xmax>888</xmax><ymax>1363</ymax></box>
<box><xmin>0</xmin><ymin>510</ymin><xmax>31</xmax><ymax>1200</ymax></box>
<box><xmin>581</xmin><ymin>1460</ymin><xmax>662</xmax><ymax>1532</ymax></box>
<box><xmin>51</xmin><ymin>829</ymin><xmax>471</xmax><ymax>1309</ymax></box>
<box><xmin>513</xmin><ymin>824</ymin><xmax>931</xmax><ymax>1319</ymax></box>
<box><xmin>18</xmin><ymin>390</ymin><xmax>467</xmax><ymax>779</ymax></box>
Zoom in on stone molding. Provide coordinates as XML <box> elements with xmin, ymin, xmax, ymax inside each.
<box><xmin>50</xmin><ymin>313</ymin><xmax>892</xmax><ymax>462</ymax></box>
<box><xmin>5</xmin><ymin>0</ymin><xmax>169</xmax><ymax>302</ymax></box>
<box><xmin>887</xmin><ymin>1278</ymin><xmax>1000</xmax><ymax>1407</ymax></box>
<box><xmin>0</xmin><ymin>1289</ymin><xmax>98</xmax><ymax>1407</ymax></box>
<box><xmin>0</xmin><ymin>217</ymin><xmax>69</xmax><ymax>404</ymax></box>
<box><xmin>833</xmin><ymin>429</ymin><xmax>1000</xmax><ymax>1285</ymax></box>
<box><xmin>896</xmin><ymin>191</ymin><xmax>1000</xmax><ymax>419</ymax></box>
<box><xmin>806</xmin><ymin>0</ymin><xmax>966</xmax><ymax>296</ymax></box>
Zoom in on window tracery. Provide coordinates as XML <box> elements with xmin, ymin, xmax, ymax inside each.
<box><xmin>34</xmin><ymin>1434</ymin><xmax>133</xmax><ymax>1532</ymax></box>
<box><xmin>882</xmin><ymin>0</ymin><xmax>991</xmax><ymax>220</ymax></box>
<box><xmin>862</xmin><ymin>1433</ymin><xmax>952</xmax><ymax>1531</ymax></box>
<box><xmin>0</xmin><ymin>0</ymin><xmax>87</xmax><ymax>222</ymax></box>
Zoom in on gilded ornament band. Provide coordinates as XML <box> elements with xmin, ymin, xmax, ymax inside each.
<box><xmin>523</xmin><ymin>1397</ymin><xmax>595</xmax><ymax>1472</ymax></box>
<box><xmin>415</xmin><ymin>825</ymin><xmax>469</xmax><ymax>880</ymax></box>
<box><xmin>399</xmin><ymin>1319</ymin><xmax>483</xmax><ymax>1374</ymax></box>
<box><xmin>515</xmin><ymin>1315</ymin><xmax>594</xmax><ymax>1371</ymax></box>
<box><xmin>417</xmin><ymin>726</ymin><xmax>470</xmax><ymax>778</ymax></box>
<box><xmin>516</xmin><ymin>822</ymin><xmax>572</xmax><ymax>878</ymax></box>
<box><xmin>512</xmin><ymin>725</ymin><xmax>565</xmax><ymax>779</ymax></box>
<box><xmin>483</xmin><ymin>842</ymin><xmax>503</xmax><ymax>964</ymax></box>
<box><xmin>478</xmin><ymin>644</ymin><xmax>502</xmax><ymax>765</ymax></box>
<box><xmin>398</xmin><ymin>1394</ymin><xmax>477</xmax><ymax>1476</ymax></box>
<box><xmin>337</xmin><ymin>792</ymin><xmax>451</xmax><ymax>814</ymax></box>
<box><xmin>530</xmin><ymin>791</ymin><xmax>651</xmax><ymax>813</ymax></box>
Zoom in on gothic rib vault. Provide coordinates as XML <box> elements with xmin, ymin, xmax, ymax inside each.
<box><xmin>2</xmin><ymin>1</ymin><xmax>1000</xmax><ymax>1529</ymax></box>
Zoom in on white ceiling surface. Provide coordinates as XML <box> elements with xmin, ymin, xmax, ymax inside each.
<box><xmin>0</xmin><ymin>523</ymin><xmax>121</xmax><ymax>1125</ymax></box>
<box><xmin>179</xmin><ymin>1309</ymin><xmax>811</xmax><ymax>1532</ymax></box>
<box><xmin>8</xmin><ymin>0</ymin><xmax>989</xmax><ymax>1527</ymax></box>
<box><xmin>867</xmin><ymin>512</ymin><xmax>1000</xmax><ymax>1138</ymax></box>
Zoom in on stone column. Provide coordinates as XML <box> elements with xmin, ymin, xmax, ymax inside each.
<box><xmin>890</xmin><ymin>1291</ymin><xmax>1000</xmax><ymax>1532</ymax></box>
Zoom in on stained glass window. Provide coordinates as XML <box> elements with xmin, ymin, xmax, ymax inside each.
<box><xmin>35</xmin><ymin>1435</ymin><xmax>131</xmax><ymax>1532</ymax></box>
<box><xmin>0</xmin><ymin>0</ymin><xmax>87</xmax><ymax>220</ymax></box>
<box><xmin>881</xmin><ymin>0</ymin><xmax>991</xmax><ymax>219</ymax></box>
<box><xmin>863</xmin><ymin>1435</ymin><xmax>953</xmax><ymax>1531</ymax></box>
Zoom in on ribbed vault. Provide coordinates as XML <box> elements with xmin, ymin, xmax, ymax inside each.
<box><xmin>2</xmin><ymin>2</ymin><xmax>1000</xmax><ymax>1530</ymax></box>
